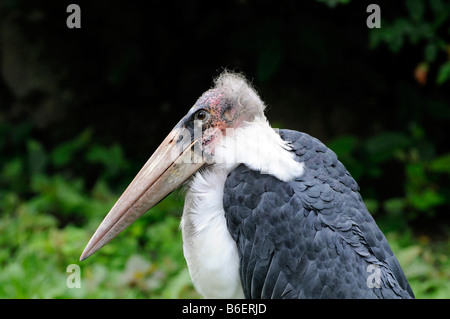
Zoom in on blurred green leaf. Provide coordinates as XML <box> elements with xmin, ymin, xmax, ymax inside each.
<box><xmin>406</xmin><ymin>0</ymin><xmax>425</xmax><ymax>23</ymax></box>
<box><xmin>316</xmin><ymin>0</ymin><xmax>350</xmax><ymax>8</ymax></box>
<box><xmin>364</xmin><ymin>198</ymin><xmax>379</xmax><ymax>214</ymax></box>
<box><xmin>424</xmin><ymin>42</ymin><xmax>438</xmax><ymax>62</ymax></box>
<box><xmin>375</xmin><ymin>19</ymin><xmax>412</xmax><ymax>53</ymax></box>
<box><xmin>85</xmin><ymin>143</ymin><xmax>129</xmax><ymax>178</ymax></box>
<box><xmin>398</xmin><ymin>245</ymin><xmax>422</xmax><ymax>265</ymax></box>
<box><xmin>51</xmin><ymin>129</ymin><xmax>92</xmax><ymax>167</ymax></box>
<box><xmin>365</xmin><ymin>132</ymin><xmax>410</xmax><ymax>163</ymax></box>
<box><xmin>429</xmin><ymin>153</ymin><xmax>450</xmax><ymax>173</ymax></box>
<box><xmin>408</xmin><ymin>188</ymin><xmax>445</xmax><ymax>212</ymax></box>
<box><xmin>383</xmin><ymin>198</ymin><xmax>406</xmax><ymax>214</ymax></box>
<box><xmin>436</xmin><ymin>61</ymin><xmax>450</xmax><ymax>85</ymax></box>
<box><xmin>1</xmin><ymin>157</ymin><xmax>24</xmax><ymax>183</ymax></box>
<box><xmin>430</xmin><ymin>0</ymin><xmax>446</xmax><ymax>15</ymax></box>
<box><xmin>27</xmin><ymin>139</ymin><xmax>47</xmax><ymax>175</ymax></box>
<box><xmin>328</xmin><ymin>135</ymin><xmax>358</xmax><ymax>156</ymax></box>
<box><xmin>161</xmin><ymin>269</ymin><xmax>196</xmax><ymax>299</ymax></box>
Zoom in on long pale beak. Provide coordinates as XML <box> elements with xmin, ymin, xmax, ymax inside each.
<box><xmin>80</xmin><ymin>128</ymin><xmax>204</xmax><ymax>261</ymax></box>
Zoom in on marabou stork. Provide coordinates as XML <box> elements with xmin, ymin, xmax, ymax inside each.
<box><xmin>80</xmin><ymin>71</ymin><xmax>414</xmax><ymax>299</ymax></box>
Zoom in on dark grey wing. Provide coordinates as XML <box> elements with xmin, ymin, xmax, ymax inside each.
<box><xmin>223</xmin><ymin>129</ymin><xmax>414</xmax><ymax>299</ymax></box>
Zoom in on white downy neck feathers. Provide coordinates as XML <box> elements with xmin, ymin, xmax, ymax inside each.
<box><xmin>180</xmin><ymin>115</ymin><xmax>304</xmax><ymax>298</ymax></box>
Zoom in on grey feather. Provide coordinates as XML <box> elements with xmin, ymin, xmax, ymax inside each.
<box><xmin>223</xmin><ymin>129</ymin><xmax>414</xmax><ymax>299</ymax></box>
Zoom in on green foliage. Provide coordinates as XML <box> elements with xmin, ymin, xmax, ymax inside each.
<box><xmin>429</xmin><ymin>153</ymin><xmax>450</xmax><ymax>173</ymax></box>
<box><xmin>0</xmin><ymin>122</ymin><xmax>199</xmax><ymax>298</ymax></box>
<box><xmin>1</xmin><ymin>119</ymin><xmax>449</xmax><ymax>298</ymax></box>
<box><xmin>369</xmin><ymin>0</ymin><xmax>450</xmax><ymax>84</ymax></box>
<box><xmin>328</xmin><ymin>124</ymin><xmax>450</xmax><ymax>298</ymax></box>
<box><xmin>437</xmin><ymin>61</ymin><xmax>450</xmax><ymax>85</ymax></box>
<box><xmin>330</xmin><ymin>123</ymin><xmax>450</xmax><ymax>220</ymax></box>
<box><xmin>386</xmin><ymin>232</ymin><xmax>450</xmax><ymax>298</ymax></box>
<box><xmin>316</xmin><ymin>0</ymin><xmax>351</xmax><ymax>8</ymax></box>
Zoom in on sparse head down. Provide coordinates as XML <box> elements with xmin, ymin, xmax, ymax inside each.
<box><xmin>172</xmin><ymin>71</ymin><xmax>269</xmax><ymax>159</ymax></box>
<box><xmin>210</xmin><ymin>71</ymin><xmax>266</xmax><ymax>121</ymax></box>
<box><xmin>188</xmin><ymin>72</ymin><xmax>266</xmax><ymax>131</ymax></box>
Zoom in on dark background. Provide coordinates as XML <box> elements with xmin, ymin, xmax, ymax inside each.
<box><xmin>0</xmin><ymin>0</ymin><xmax>449</xmax><ymax>298</ymax></box>
<box><xmin>2</xmin><ymin>1</ymin><xmax>447</xmax><ymax>150</ymax></box>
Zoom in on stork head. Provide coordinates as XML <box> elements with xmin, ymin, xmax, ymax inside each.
<box><xmin>80</xmin><ymin>71</ymin><xmax>266</xmax><ymax>260</ymax></box>
<box><xmin>174</xmin><ymin>72</ymin><xmax>265</xmax><ymax>159</ymax></box>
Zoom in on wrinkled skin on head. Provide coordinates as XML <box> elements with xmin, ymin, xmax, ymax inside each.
<box><xmin>174</xmin><ymin>89</ymin><xmax>244</xmax><ymax>160</ymax></box>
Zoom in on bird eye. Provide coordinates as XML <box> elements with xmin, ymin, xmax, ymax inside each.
<box><xmin>194</xmin><ymin>110</ymin><xmax>210</xmax><ymax>123</ymax></box>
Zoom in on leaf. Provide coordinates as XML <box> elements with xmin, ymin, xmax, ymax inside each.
<box><xmin>430</xmin><ymin>0</ymin><xmax>446</xmax><ymax>15</ymax></box>
<box><xmin>328</xmin><ymin>135</ymin><xmax>358</xmax><ymax>157</ymax></box>
<box><xmin>364</xmin><ymin>198</ymin><xmax>379</xmax><ymax>214</ymax></box>
<box><xmin>51</xmin><ymin>129</ymin><xmax>92</xmax><ymax>167</ymax></box>
<box><xmin>383</xmin><ymin>198</ymin><xmax>406</xmax><ymax>214</ymax></box>
<box><xmin>424</xmin><ymin>43</ymin><xmax>438</xmax><ymax>62</ymax></box>
<box><xmin>85</xmin><ymin>143</ymin><xmax>129</xmax><ymax>177</ymax></box>
<box><xmin>315</xmin><ymin>0</ymin><xmax>351</xmax><ymax>8</ymax></box>
<box><xmin>437</xmin><ymin>61</ymin><xmax>450</xmax><ymax>85</ymax></box>
<box><xmin>1</xmin><ymin>158</ymin><xmax>24</xmax><ymax>182</ymax></box>
<box><xmin>429</xmin><ymin>153</ymin><xmax>450</xmax><ymax>173</ymax></box>
<box><xmin>408</xmin><ymin>188</ymin><xmax>445</xmax><ymax>212</ymax></box>
<box><xmin>406</xmin><ymin>0</ymin><xmax>425</xmax><ymax>22</ymax></box>
<box><xmin>398</xmin><ymin>245</ymin><xmax>422</xmax><ymax>265</ymax></box>
<box><xmin>161</xmin><ymin>269</ymin><xmax>194</xmax><ymax>299</ymax></box>
<box><xmin>27</xmin><ymin>139</ymin><xmax>47</xmax><ymax>175</ymax></box>
<box><xmin>365</xmin><ymin>132</ymin><xmax>411</xmax><ymax>163</ymax></box>
<box><xmin>382</xmin><ymin>19</ymin><xmax>412</xmax><ymax>53</ymax></box>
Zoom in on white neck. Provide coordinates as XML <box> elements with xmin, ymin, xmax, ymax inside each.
<box><xmin>180</xmin><ymin>116</ymin><xmax>304</xmax><ymax>298</ymax></box>
<box><xmin>213</xmin><ymin>115</ymin><xmax>304</xmax><ymax>181</ymax></box>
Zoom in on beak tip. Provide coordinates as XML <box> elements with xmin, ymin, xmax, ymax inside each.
<box><xmin>80</xmin><ymin>245</ymin><xmax>94</xmax><ymax>261</ymax></box>
<box><xmin>79</xmin><ymin>251</ymin><xmax>88</xmax><ymax>262</ymax></box>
